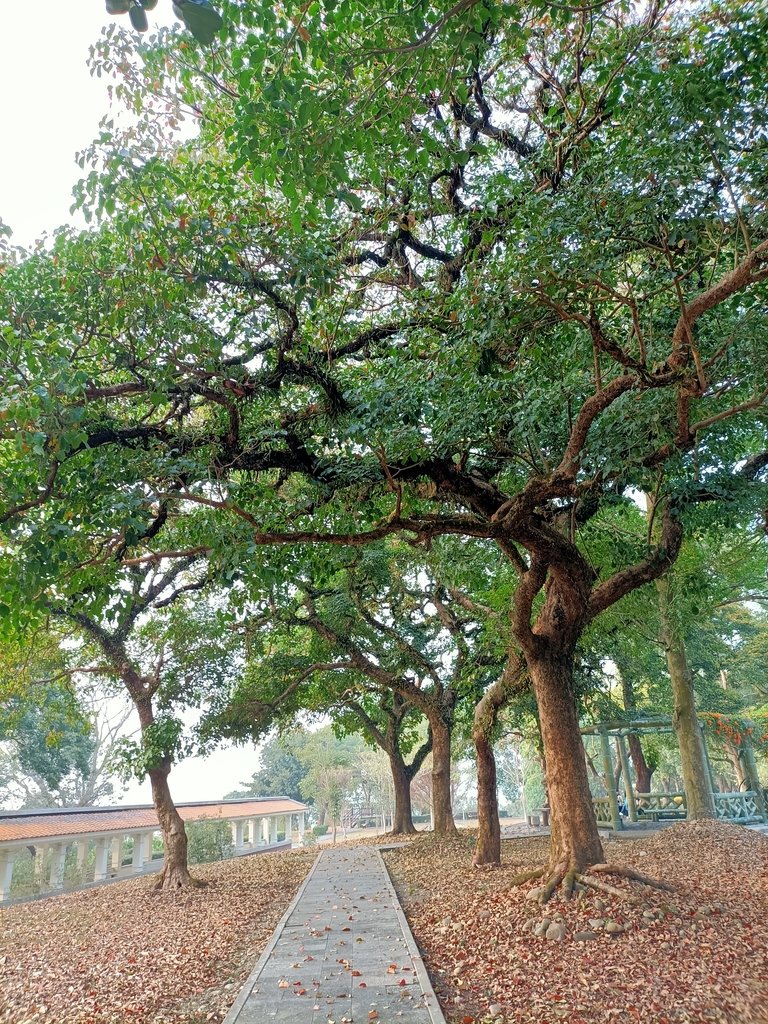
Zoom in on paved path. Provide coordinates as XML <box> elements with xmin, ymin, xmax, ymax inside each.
<box><xmin>224</xmin><ymin>845</ymin><xmax>445</xmax><ymax>1024</ymax></box>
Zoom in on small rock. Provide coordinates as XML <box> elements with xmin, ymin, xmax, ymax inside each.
<box><xmin>533</xmin><ymin>919</ymin><xmax>551</xmax><ymax>938</ymax></box>
<box><xmin>573</xmin><ymin>930</ymin><xmax>599</xmax><ymax>941</ymax></box>
<box><xmin>478</xmin><ymin>910</ymin><xmax>491</xmax><ymax>921</ymax></box>
<box><xmin>642</xmin><ymin>910</ymin><xmax>655</xmax><ymax>919</ymax></box>
<box><xmin>593</xmin><ymin>898</ymin><xmax>606</xmax><ymax>912</ymax></box>
<box><xmin>488</xmin><ymin>1003</ymin><xmax>504</xmax><ymax>1016</ymax></box>
<box><xmin>589</xmin><ymin>918</ymin><xmax>606</xmax><ymax>929</ymax></box>
<box><xmin>545</xmin><ymin>922</ymin><xmax>566</xmax><ymax>941</ymax></box>
<box><xmin>526</xmin><ymin>887</ymin><xmax>545</xmax><ymax>903</ymax></box>
<box><xmin>604</xmin><ymin>921</ymin><xmax>623</xmax><ymax>934</ymax></box>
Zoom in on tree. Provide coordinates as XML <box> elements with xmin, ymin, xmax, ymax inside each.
<box><xmin>46</xmin><ymin>556</ymin><xmax>237</xmax><ymax>890</ymax></box>
<box><xmin>204</xmin><ymin>545</ymin><xmax>487</xmax><ymax>834</ymax></box>
<box><xmin>2</xmin><ymin>0</ymin><xmax>767</xmax><ymax>898</ymax></box>
<box><xmin>226</xmin><ymin>734</ymin><xmax>307</xmax><ymax>803</ymax></box>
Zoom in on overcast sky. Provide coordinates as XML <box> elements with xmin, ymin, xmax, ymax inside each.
<box><xmin>1</xmin><ymin>3</ymin><xmax>267</xmax><ymax>805</ymax></box>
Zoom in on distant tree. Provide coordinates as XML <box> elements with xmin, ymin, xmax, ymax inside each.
<box><xmin>225</xmin><ymin>734</ymin><xmax>307</xmax><ymax>803</ymax></box>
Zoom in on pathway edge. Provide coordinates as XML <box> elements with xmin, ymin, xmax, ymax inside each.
<box><xmin>221</xmin><ymin>849</ymin><xmax>323</xmax><ymax>1024</ymax></box>
<box><xmin>376</xmin><ymin>846</ymin><xmax>448</xmax><ymax>1024</ymax></box>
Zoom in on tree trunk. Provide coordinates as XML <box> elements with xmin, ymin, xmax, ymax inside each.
<box><xmin>627</xmin><ymin>733</ymin><xmax>654</xmax><ymax>793</ymax></box>
<box><xmin>473</xmin><ymin>728</ymin><xmax>501</xmax><ymax>865</ymax></box>
<box><xmin>389</xmin><ymin>750</ymin><xmax>417</xmax><ymax>834</ymax></box>
<box><xmin>148</xmin><ymin>761</ymin><xmax>197</xmax><ymax>890</ymax></box>
<box><xmin>429</xmin><ymin>717</ymin><xmax>456</xmax><ymax>834</ymax></box>
<box><xmin>134</xmin><ymin>696</ymin><xmax>197</xmax><ymax>890</ymax></box>
<box><xmin>657</xmin><ymin>577</ymin><xmax>716</xmax><ymax>819</ymax></box>
<box><xmin>725</xmin><ymin>744</ymin><xmax>749</xmax><ymax>791</ymax></box>
<box><xmin>529</xmin><ymin>649</ymin><xmax>604</xmax><ymax>872</ymax></box>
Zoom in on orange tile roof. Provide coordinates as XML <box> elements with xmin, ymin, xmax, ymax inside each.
<box><xmin>0</xmin><ymin>798</ymin><xmax>307</xmax><ymax>845</ymax></box>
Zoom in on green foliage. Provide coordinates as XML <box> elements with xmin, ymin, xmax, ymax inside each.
<box><xmin>185</xmin><ymin>818</ymin><xmax>235</xmax><ymax>864</ymax></box>
<box><xmin>226</xmin><ymin>734</ymin><xmax>307</xmax><ymax>803</ymax></box>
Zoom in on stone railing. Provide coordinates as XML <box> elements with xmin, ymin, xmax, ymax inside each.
<box><xmin>592</xmin><ymin>797</ymin><xmax>612</xmax><ymax>825</ymax></box>
<box><xmin>714</xmin><ymin>791</ymin><xmax>762</xmax><ymax>823</ymax></box>
<box><xmin>635</xmin><ymin>792</ymin><xmax>686</xmax><ymax>817</ymax></box>
<box><xmin>593</xmin><ymin>790</ymin><xmax>764</xmax><ymax>827</ymax></box>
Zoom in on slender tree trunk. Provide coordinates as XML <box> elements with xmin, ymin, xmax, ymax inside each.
<box><xmin>528</xmin><ymin>649</ymin><xmax>604</xmax><ymax>872</ymax></box>
<box><xmin>134</xmin><ymin>697</ymin><xmax>197</xmax><ymax>890</ymax></box>
<box><xmin>148</xmin><ymin>761</ymin><xmax>196</xmax><ymax>890</ymax></box>
<box><xmin>473</xmin><ymin>729</ymin><xmax>501</xmax><ymax>865</ymax></box>
<box><xmin>725</xmin><ymin>744</ymin><xmax>749</xmax><ymax>790</ymax></box>
<box><xmin>627</xmin><ymin>733</ymin><xmax>654</xmax><ymax>793</ymax></box>
<box><xmin>471</xmin><ymin>655</ymin><xmax>527</xmax><ymax>865</ymax></box>
<box><xmin>657</xmin><ymin>577</ymin><xmax>716</xmax><ymax>819</ymax></box>
<box><xmin>429</xmin><ymin>716</ymin><xmax>456</xmax><ymax>834</ymax></box>
<box><xmin>389</xmin><ymin>750</ymin><xmax>417</xmax><ymax>834</ymax></box>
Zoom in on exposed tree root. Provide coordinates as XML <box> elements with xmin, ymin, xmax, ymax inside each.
<box><xmin>510</xmin><ymin>867</ymin><xmax>547</xmax><ymax>886</ymax></box>
<box><xmin>153</xmin><ymin>867</ymin><xmax>208</xmax><ymax>892</ymax></box>
<box><xmin>513</xmin><ymin>861</ymin><xmax>675</xmax><ymax>906</ymax></box>
<box><xmin>575</xmin><ymin>872</ymin><xmax>637</xmax><ymax>902</ymax></box>
<box><xmin>590</xmin><ymin>862</ymin><xmax>675</xmax><ymax>891</ymax></box>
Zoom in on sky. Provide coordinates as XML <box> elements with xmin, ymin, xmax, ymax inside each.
<box><xmin>1</xmin><ymin>2</ymin><xmax>266</xmax><ymax>805</ymax></box>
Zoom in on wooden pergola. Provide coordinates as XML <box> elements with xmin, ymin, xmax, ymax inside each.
<box><xmin>581</xmin><ymin>716</ymin><xmax>766</xmax><ymax>831</ymax></box>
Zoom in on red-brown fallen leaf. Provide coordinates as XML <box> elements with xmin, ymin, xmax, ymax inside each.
<box><xmin>368</xmin><ymin>1012</ymin><xmax>379</xmax><ymax>1020</ymax></box>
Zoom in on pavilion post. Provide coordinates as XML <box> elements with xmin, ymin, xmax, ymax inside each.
<box><xmin>599</xmin><ymin>729</ymin><xmax>623</xmax><ymax>831</ymax></box>
<box><xmin>94</xmin><ymin>839</ymin><xmax>111</xmax><ymax>882</ymax></box>
<box><xmin>111</xmin><ymin>836</ymin><xmax>123</xmax><ymax>872</ymax></box>
<box><xmin>0</xmin><ymin>850</ymin><xmax>15</xmax><ymax>901</ymax></box>
<box><xmin>298</xmin><ymin>812</ymin><xmax>305</xmax><ymax>845</ymax></box>
<box><xmin>50</xmin><ymin>843</ymin><xmax>68</xmax><ymax>890</ymax></box>
<box><xmin>617</xmin><ymin>734</ymin><xmax>638</xmax><ymax>823</ymax></box>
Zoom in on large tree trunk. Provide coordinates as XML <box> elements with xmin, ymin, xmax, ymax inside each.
<box><xmin>429</xmin><ymin>716</ymin><xmax>456</xmax><ymax>834</ymax></box>
<box><xmin>656</xmin><ymin>577</ymin><xmax>716</xmax><ymax>819</ymax></box>
<box><xmin>148</xmin><ymin>761</ymin><xmax>197</xmax><ymax>890</ymax></box>
<box><xmin>389</xmin><ymin>750</ymin><xmax>417</xmax><ymax>834</ymax></box>
<box><xmin>529</xmin><ymin>649</ymin><xmax>604</xmax><ymax>872</ymax></box>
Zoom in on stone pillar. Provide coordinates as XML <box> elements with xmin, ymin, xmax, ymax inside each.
<box><xmin>132</xmin><ymin>833</ymin><xmax>146</xmax><ymax>873</ymax></box>
<box><xmin>599</xmin><ymin>730</ymin><xmax>623</xmax><ymax>831</ymax></box>
<box><xmin>0</xmin><ymin>850</ymin><xmax>15</xmax><ymax>901</ymax></box>
<box><xmin>50</xmin><ymin>843</ymin><xmax>68</xmax><ymax>890</ymax></box>
<box><xmin>232</xmin><ymin>821</ymin><xmax>245</xmax><ymax>852</ymax></box>
<box><xmin>76</xmin><ymin>841</ymin><xmax>89</xmax><ymax>870</ymax></box>
<box><xmin>252</xmin><ymin>818</ymin><xmax>263</xmax><ymax>845</ymax></box>
<box><xmin>111</xmin><ymin>837</ymin><xmax>123</xmax><ymax>872</ymax></box>
<box><xmin>298</xmin><ymin>812</ymin><xmax>305</xmax><ymax>844</ymax></box>
<box><xmin>34</xmin><ymin>845</ymin><xmax>46</xmax><ymax>880</ymax></box>
<box><xmin>617</xmin><ymin>734</ymin><xmax>638</xmax><ymax>823</ymax></box>
<box><xmin>94</xmin><ymin>839</ymin><xmax>111</xmax><ymax>882</ymax></box>
<box><xmin>269</xmin><ymin>816</ymin><xmax>278</xmax><ymax>844</ymax></box>
<box><xmin>141</xmin><ymin>833</ymin><xmax>153</xmax><ymax>865</ymax></box>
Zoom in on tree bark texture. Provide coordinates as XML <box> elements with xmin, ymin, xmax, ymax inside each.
<box><xmin>389</xmin><ymin>750</ymin><xmax>417</xmax><ymax>834</ymax></box>
<box><xmin>134</xmin><ymin>696</ymin><xmax>196</xmax><ymax>889</ymax></box>
<box><xmin>473</xmin><ymin>729</ymin><xmax>501</xmax><ymax>864</ymax></box>
<box><xmin>148</xmin><ymin>762</ymin><xmax>195</xmax><ymax>889</ymax></box>
<box><xmin>529</xmin><ymin>649</ymin><xmax>604</xmax><ymax>872</ymax></box>
<box><xmin>429</xmin><ymin>716</ymin><xmax>456</xmax><ymax>834</ymax></box>
<box><xmin>471</xmin><ymin>654</ymin><xmax>527</xmax><ymax>865</ymax></box>
<box><xmin>627</xmin><ymin>733</ymin><xmax>654</xmax><ymax>794</ymax></box>
<box><xmin>656</xmin><ymin>577</ymin><xmax>716</xmax><ymax>819</ymax></box>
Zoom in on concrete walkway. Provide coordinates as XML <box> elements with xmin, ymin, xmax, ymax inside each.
<box><xmin>224</xmin><ymin>845</ymin><xmax>445</xmax><ymax>1024</ymax></box>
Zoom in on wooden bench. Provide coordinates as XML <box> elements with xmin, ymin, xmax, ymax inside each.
<box><xmin>637</xmin><ymin>805</ymin><xmax>686</xmax><ymax>822</ymax></box>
